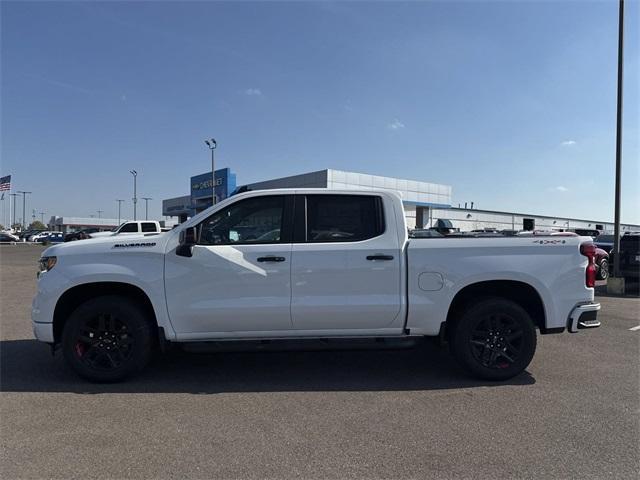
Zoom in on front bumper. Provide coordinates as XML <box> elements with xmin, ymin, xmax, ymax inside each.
<box><xmin>32</xmin><ymin>321</ymin><xmax>54</xmax><ymax>343</ymax></box>
<box><xmin>567</xmin><ymin>303</ymin><xmax>601</xmax><ymax>333</ymax></box>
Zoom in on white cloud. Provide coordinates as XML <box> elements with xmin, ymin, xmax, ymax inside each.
<box><xmin>244</xmin><ymin>88</ymin><xmax>262</xmax><ymax>96</ymax></box>
<box><xmin>560</xmin><ymin>140</ymin><xmax>576</xmax><ymax>146</ymax></box>
<box><xmin>555</xmin><ymin>186</ymin><xmax>569</xmax><ymax>192</ymax></box>
<box><xmin>388</xmin><ymin>119</ymin><xmax>405</xmax><ymax>130</ymax></box>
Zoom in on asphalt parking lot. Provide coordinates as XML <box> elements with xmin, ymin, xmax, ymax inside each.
<box><xmin>1</xmin><ymin>245</ymin><xmax>638</xmax><ymax>479</ymax></box>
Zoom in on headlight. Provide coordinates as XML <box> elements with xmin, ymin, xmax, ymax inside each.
<box><xmin>38</xmin><ymin>256</ymin><xmax>57</xmax><ymax>273</ymax></box>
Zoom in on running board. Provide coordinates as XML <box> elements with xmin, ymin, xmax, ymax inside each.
<box><xmin>180</xmin><ymin>336</ymin><xmax>424</xmax><ymax>354</ymax></box>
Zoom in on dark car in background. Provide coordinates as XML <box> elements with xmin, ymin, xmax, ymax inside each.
<box><xmin>64</xmin><ymin>228</ymin><xmax>100</xmax><ymax>242</ymax></box>
<box><xmin>38</xmin><ymin>232</ymin><xmax>64</xmax><ymax>244</ymax></box>
<box><xmin>18</xmin><ymin>229</ymin><xmax>45</xmax><ymax>241</ymax></box>
<box><xmin>594</xmin><ymin>234</ymin><xmax>614</xmax><ymax>253</ymax></box>
<box><xmin>0</xmin><ymin>232</ymin><xmax>19</xmax><ymax>243</ymax></box>
<box><xmin>615</xmin><ymin>233</ymin><xmax>640</xmax><ymax>284</ymax></box>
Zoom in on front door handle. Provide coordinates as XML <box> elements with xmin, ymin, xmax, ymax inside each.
<box><xmin>366</xmin><ymin>254</ymin><xmax>394</xmax><ymax>261</ymax></box>
<box><xmin>257</xmin><ymin>256</ymin><xmax>286</xmax><ymax>262</ymax></box>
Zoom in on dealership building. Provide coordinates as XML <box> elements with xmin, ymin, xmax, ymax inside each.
<box><xmin>162</xmin><ymin>168</ymin><xmax>639</xmax><ymax>233</ymax></box>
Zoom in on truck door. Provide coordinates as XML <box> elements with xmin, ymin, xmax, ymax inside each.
<box><xmin>290</xmin><ymin>194</ymin><xmax>403</xmax><ymax>331</ymax></box>
<box><xmin>164</xmin><ymin>194</ymin><xmax>294</xmax><ymax>335</ymax></box>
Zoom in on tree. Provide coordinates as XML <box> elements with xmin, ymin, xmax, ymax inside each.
<box><xmin>28</xmin><ymin>220</ymin><xmax>46</xmax><ymax>231</ymax></box>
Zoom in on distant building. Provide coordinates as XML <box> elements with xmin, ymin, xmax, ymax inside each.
<box><xmin>48</xmin><ymin>216</ymin><xmax>124</xmax><ymax>233</ymax></box>
<box><xmin>162</xmin><ymin>167</ymin><xmax>640</xmax><ymax>233</ymax></box>
<box><xmin>162</xmin><ymin>167</ymin><xmax>237</xmax><ymax>222</ymax></box>
<box><xmin>426</xmin><ymin>207</ymin><xmax>639</xmax><ymax>233</ymax></box>
<box><xmin>245</xmin><ymin>169</ymin><xmax>452</xmax><ymax>229</ymax></box>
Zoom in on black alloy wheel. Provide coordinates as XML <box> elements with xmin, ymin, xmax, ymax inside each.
<box><xmin>469</xmin><ymin>314</ymin><xmax>523</xmax><ymax>370</ymax></box>
<box><xmin>450</xmin><ymin>297</ymin><xmax>537</xmax><ymax>381</ymax></box>
<box><xmin>72</xmin><ymin>313</ymin><xmax>134</xmax><ymax>371</ymax></box>
<box><xmin>62</xmin><ymin>296</ymin><xmax>154</xmax><ymax>382</ymax></box>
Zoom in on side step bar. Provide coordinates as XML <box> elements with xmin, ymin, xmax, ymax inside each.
<box><xmin>181</xmin><ymin>336</ymin><xmax>425</xmax><ymax>354</ymax></box>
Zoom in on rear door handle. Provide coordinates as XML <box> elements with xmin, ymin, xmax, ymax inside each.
<box><xmin>257</xmin><ymin>256</ymin><xmax>286</xmax><ymax>262</ymax></box>
<box><xmin>366</xmin><ymin>254</ymin><xmax>394</xmax><ymax>261</ymax></box>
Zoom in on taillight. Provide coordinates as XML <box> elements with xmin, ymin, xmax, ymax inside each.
<box><xmin>580</xmin><ymin>242</ymin><xmax>597</xmax><ymax>288</ymax></box>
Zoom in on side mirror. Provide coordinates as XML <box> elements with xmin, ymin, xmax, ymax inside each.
<box><xmin>176</xmin><ymin>227</ymin><xmax>196</xmax><ymax>257</ymax></box>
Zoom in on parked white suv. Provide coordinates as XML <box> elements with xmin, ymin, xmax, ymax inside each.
<box><xmin>32</xmin><ymin>189</ymin><xmax>601</xmax><ymax>382</ymax></box>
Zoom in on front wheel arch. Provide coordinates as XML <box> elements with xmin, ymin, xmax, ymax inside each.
<box><xmin>53</xmin><ymin>282</ymin><xmax>158</xmax><ymax>344</ymax></box>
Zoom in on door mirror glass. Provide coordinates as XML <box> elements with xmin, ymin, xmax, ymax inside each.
<box><xmin>176</xmin><ymin>227</ymin><xmax>197</xmax><ymax>257</ymax></box>
<box><xmin>180</xmin><ymin>227</ymin><xmax>196</xmax><ymax>245</ymax></box>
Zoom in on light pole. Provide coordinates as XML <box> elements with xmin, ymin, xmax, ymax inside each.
<box><xmin>97</xmin><ymin>210</ymin><xmax>103</xmax><ymax>219</ymax></box>
<box><xmin>17</xmin><ymin>191</ymin><xmax>31</xmax><ymax>229</ymax></box>
<box><xmin>116</xmin><ymin>199</ymin><xmax>124</xmax><ymax>225</ymax></box>
<box><xmin>141</xmin><ymin>197</ymin><xmax>152</xmax><ymax>220</ymax></box>
<box><xmin>612</xmin><ymin>0</ymin><xmax>625</xmax><ymax>280</ymax></box>
<box><xmin>9</xmin><ymin>193</ymin><xmax>18</xmax><ymax>229</ymax></box>
<box><xmin>130</xmin><ymin>170</ymin><xmax>138</xmax><ymax>220</ymax></box>
<box><xmin>205</xmin><ymin>138</ymin><xmax>217</xmax><ymax>206</ymax></box>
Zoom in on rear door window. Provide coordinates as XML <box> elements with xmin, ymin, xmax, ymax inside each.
<box><xmin>305</xmin><ymin>195</ymin><xmax>384</xmax><ymax>243</ymax></box>
<box><xmin>141</xmin><ymin>222</ymin><xmax>157</xmax><ymax>233</ymax></box>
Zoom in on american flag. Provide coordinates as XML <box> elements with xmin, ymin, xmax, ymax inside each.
<box><xmin>0</xmin><ymin>175</ymin><xmax>10</xmax><ymax>192</ymax></box>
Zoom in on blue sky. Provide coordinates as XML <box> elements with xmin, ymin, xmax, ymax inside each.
<box><xmin>2</xmin><ymin>0</ymin><xmax>638</xmax><ymax>224</ymax></box>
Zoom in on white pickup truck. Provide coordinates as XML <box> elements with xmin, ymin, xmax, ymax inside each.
<box><xmin>32</xmin><ymin>189</ymin><xmax>601</xmax><ymax>382</ymax></box>
<box><xmin>89</xmin><ymin>220</ymin><xmax>164</xmax><ymax>238</ymax></box>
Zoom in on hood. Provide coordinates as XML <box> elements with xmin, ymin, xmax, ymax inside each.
<box><xmin>42</xmin><ymin>232</ymin><xmax>170</xmax><ymax>257</ymax></box>
<box><xmin>89</xmin><ymin>231</ymin><xmax>116</xmax><ymax>238</ymax></box>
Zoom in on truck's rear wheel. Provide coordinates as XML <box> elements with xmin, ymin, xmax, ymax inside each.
<box><xmin>450</xmin><ymin>298</ymin><xmax>536</xmax><ymax>381</ymax></box>
<box><xmin>61</xmin><ymin>296</ymin><xmax>154</xmax><ymax>382</ymax></box>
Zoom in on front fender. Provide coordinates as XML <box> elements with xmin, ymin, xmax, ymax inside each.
<box><xmin>32</xmin><ymin>253</ymin><xmax>177</xmax><ymax>340</ymax></box>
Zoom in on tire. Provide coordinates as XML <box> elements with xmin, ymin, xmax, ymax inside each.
<box><xmin>597</xmin><ymin>259</ymin><xmax>609</xmax><ymax>280</ymax></box>
<box><xmin>62</xmin><ymin>295</ymin><xmax>154</xmax><ymax>382</ymax></box>
<box><xmin>450</xmin><ymin>297</ymin><xmax>537</xmax><ymax>381</ymax></box>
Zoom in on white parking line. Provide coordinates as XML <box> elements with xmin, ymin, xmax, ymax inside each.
<box><xmin>629</xmin><ymin>325</ymin><xmax>640</xmax><ymax>331</ymax></box>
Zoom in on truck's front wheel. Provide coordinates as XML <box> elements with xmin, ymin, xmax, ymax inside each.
<box><xmin>450</xmin><ymin>298</ymin><xmax>536</xmax><ymax>381</ymax></box>
<box><xmin>61</xmin><ymin>296</ymin><xmax>154</xmax><ymax>382</ymax></box>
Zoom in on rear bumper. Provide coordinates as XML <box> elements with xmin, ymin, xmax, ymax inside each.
<box><xmin>567</xmin><ymin>303</ymin><xmax>601</xmax><ymax>333</ymax></box>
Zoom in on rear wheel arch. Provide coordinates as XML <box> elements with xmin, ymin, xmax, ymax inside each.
<box><xmin>53</xmin><ymin>282</ymin><xmax>158</xmax><ymax>344</ymax></box>
<box><xmin>445</xmin><ymin>280</ymin><xmax>548</xmax><ymax>336</ymax></box>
